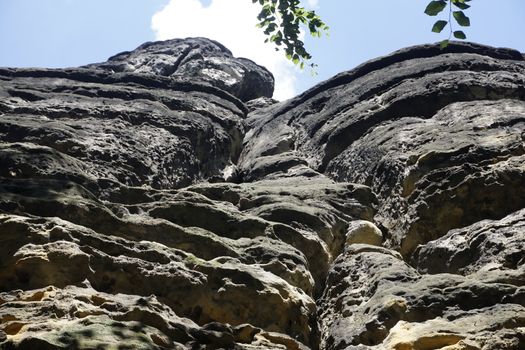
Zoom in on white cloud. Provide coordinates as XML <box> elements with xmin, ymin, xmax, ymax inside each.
<box><xmin>306</xmin><ymin>0</ymin><xmax>319</xmax><ymax>9</ymax></box>
<box><xmin>151</xmin><ymin>0</ymin><xmax>299</xmax><ymax>101</ymax></box>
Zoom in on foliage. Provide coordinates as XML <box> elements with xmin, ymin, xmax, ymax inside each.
<box><xmin>424</xmin><ymin>0</ymin><xmax>472</xmax><ymax>48</ymax></box>
<box><xmin>252</xmin><ymin>0</ymin><xmax>329</xmax><ymax>69</ymax></box>
<box><xmin>254</xmin><ymin>0</ymin><xmax>472</xmax><ymax>68</ymax></box>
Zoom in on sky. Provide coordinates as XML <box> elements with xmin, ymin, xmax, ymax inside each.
<box><xmin>0</xmin><ymin>0</ymin><xmax>524</xmax><ymax>100</ymax></box>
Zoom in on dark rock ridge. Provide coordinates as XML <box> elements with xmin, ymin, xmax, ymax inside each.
<box><xmin>87</xmin><ymin>37</ymin><xmax>275</xmax><ymax>102</ymax></box>
<box><xmin>0</xmin><ymin>38</ymin><xmax>524</xmax><ymax>349</ymax></box>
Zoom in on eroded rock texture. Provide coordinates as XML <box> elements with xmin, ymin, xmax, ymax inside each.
<box><xmin>1</xmin><ymin>38</ymin><xmax>524</xmax><ymax>349</ymax></box>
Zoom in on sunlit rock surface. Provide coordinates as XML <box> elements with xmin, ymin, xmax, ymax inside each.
<box><xmin>1</xmin><ymin>38</ymin><xmax>524</xmax><ymax>349</ymax></box>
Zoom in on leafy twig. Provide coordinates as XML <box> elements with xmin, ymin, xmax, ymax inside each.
<box><xmin>424</xmin><ymin>0</ymin><xmax>471</xmax><ymax>48</ymax></box>
<box><xmin>253</xmin><ymin>0</ymin><xmax>329</xmax><ymax>69</ymax></box>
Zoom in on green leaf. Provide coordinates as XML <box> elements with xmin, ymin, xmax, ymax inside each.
<box><xmin>440</xmin><ymin>39</ymin><xmax>449</xmax><ymax>49</ymax></box>
<box><xmin>431</xmin><ymin>20</ymin><xmax>448</xmax><ymax>33</ymax></box>
<box><xmin>453</xmin><ymin>30</ymin><xmax>467</xmax><ymax>39</ymax></box>
<box><xmin>253</xmin><ymin>0</ymin><xmax>329</xmax><ymax>69</ymax></box>
<box><xmin>452</xmin><ymin>1</ymin><xmax>471</xmax><ymax>10</ymax></box>
<box><xmin>453</xmin><ymin>11</ymin><xmax>470</xmax><ymax>26</ymax></box>
<box><xmin>424</xmin><ymin>1</ymin><xmax>447</xmax><ymax>16</ymax></box>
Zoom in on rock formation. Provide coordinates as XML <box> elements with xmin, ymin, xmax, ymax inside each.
<box><xmin>0</xmin><ymin>37</ymin><xmax>524</xmax><ymax>349</ymax></box>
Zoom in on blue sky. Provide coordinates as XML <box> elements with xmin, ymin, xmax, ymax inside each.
<box><xmin>1</xmin><ymin>0</ymin><xmax>523</xmax><ymax>100</ymax></box>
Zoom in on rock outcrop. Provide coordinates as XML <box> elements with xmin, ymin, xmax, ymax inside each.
<box><xmin>1</xmin><ymin>38</ymin><xmax>524</xmax><ymax>349</ymax></box>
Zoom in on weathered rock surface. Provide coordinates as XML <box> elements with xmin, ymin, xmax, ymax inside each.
<box><xmin>1</xmin><ymin>39</ymin><xmax>524</xmax><ymax>349</ymax></box>
<box><xmin>413</xmin><ymin>208</ymin><xmax>525</xmax><ymax>279</ymax></box>
<box><xmin>88</xmin><ymin>37</ymin><xmax>274</xmax><ymax>102</ymax></box>
<box><xmin>319</xmin><ymin>244</ymin><xmax>525</xmax><ymax>350</ymax></box>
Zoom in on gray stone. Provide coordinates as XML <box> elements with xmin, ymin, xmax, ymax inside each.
<box><xmin>413</xmin><ymin>208</ymin><xmax>525</xmax><ymax>280</ymax></box>
<box><xmin>1</xmin><ymin>39</ymin><xmax>524</xmax><ymax>350</ymax></box>
<box><xmin>88</xmin><ymin>37</ymin><xmax>274</xmax><ymax>102</ymax></box>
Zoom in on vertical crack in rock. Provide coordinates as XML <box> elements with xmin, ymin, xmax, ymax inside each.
<box><xmin>1</xmin><ymin>39</ymin><xmax>525</xmax><ymax>350</ymax></box>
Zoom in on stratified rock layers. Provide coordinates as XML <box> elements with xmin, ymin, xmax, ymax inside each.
<box><xmin>1</xmin><ymin>38</ymin><xmax>524</xmax><ymax>349</ymax></box>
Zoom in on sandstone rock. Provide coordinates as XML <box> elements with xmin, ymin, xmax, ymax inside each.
<box><xmin>382</xmin><ymin>308</ymin><xmax>525</xmax><ymax>350</ymax></box>
<box><xmin>246</xmin><ymin>97</ymin><xmax>279</xmax><ymax>112</ymax></box>
<box><xmin>240</xmin><ymin>42</ymin><xmax>525</xmax><ymax>255</ymax></box>
<box><xmin>318</xmin><ymin>245</ymin><xmax>525</xmax><ymax>350</ymax></box>
<box><xmin>0</xmin><ymin>284</ymin><xmax>312</xmax><ymax>349</ymax></box>
<box><xmin>0</xmin><ymin>214</ymin><xmax>316</xmax><ymax>347</ymax></box>
<box><xmin>0</xmin><ymin>68</ymin><xmax>247</xmax><ymax>190</ymax></box>
<box><xmin>413</xmin><ymin>208</ymin><xmax>525</xmax><ymax>280</ymax></box>
<box><xmin>188</xmin><ymin>178</ymin><xmax>377</xmax><ymax>290</ymax></box>
<box><xmin>1</xmin><ymin>39</ymin><xmax>524</xmax><ymax>349</ymax></box>
<box><xmin>89</xmin><ymin>37</ymin><xmax>274</xmax><ymax>102</ymax></box>
<box><xmin>241</xmin><ymin>42</ymin><xmax>525</xmax><ymax>169</ymax></box>
<box><xmin>328</xmin><ymin>100</ymin><xmax>525</xmax><ymax>257</ymax></box>
<box><xmin>345</xmin><ymin>220</ymin><xmax>383</xmax><ymax>246</ymax></box>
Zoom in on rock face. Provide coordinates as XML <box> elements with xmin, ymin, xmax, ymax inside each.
<box><xmin>88</xmin><ymin>37</ymin><xmax>275</xmax><ymax>102</ymax></box>
<box><xmin>1</xmin><ymin>38</ymin><xmax>524</xmax><ymax>349</ymax></box>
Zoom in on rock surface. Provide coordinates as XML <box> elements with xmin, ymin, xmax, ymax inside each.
<box><xmin>88</xmin><ymin>37</ymin><xmax>274</xmax><ymax>102</ymax></box>
<box><xmin>1</xmin><ymin>38</ymin><xmax>524</xmax><ymax>349</ymax></box>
